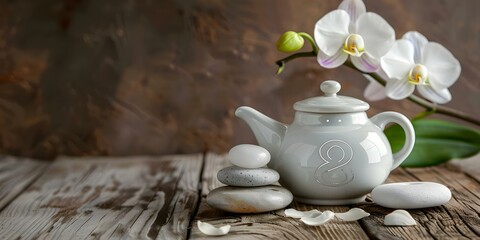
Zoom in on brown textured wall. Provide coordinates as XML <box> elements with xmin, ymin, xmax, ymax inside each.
<box><xmin>0</xmin><ymin>0</ymin><xmax>479</xmax><ymax>159</ymax></box>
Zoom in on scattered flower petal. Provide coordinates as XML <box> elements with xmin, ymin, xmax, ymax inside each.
<box><xmin>197</xmin><ymin>221</ymin><xmax>231</xmax><ymax>236</ymax></box>
<box><xmin>384</xmin><ymin>210</ymin><xmax>417</xmax><ymax>226</ymax></box>
<box><xmin>335</xmin><ymin>208</ymin><xmax>370</xmax><ymax>221</ymax></box>
<box><xmin>300</xmin><ymin>210</ymin><xmax>335</xmax><ymax>226</ymax></box>
<box><xmin>284</xmin><ymin>208</ymin><xmax>322</xmax><ymax>218</ymax></box>
<box><xmin>314</xmin><ymin>10</ymin><xmax>350</xmax><ymax>56</ymax></box>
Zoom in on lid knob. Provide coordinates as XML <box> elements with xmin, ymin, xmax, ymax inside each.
<box><xmin>320</xmin><ymin>80</ymin><xmax>341</xmax><ymax>96</ymax></box>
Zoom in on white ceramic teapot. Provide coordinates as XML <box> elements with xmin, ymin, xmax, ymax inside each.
<box><xmin>236</xmin><ymin>80</ymin><xmax>415</xmax><ymax>205</ymax></box>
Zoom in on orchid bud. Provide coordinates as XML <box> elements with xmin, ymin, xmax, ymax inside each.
<box><xmin>276</xmin><ymin>31</ymin><xmax>304</xmax><ymax>53</ymax></box>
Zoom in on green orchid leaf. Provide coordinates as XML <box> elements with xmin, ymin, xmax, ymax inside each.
<box><xmin>385</xmin><ymin>119</ymin><xmax>480</xmax><ymax>167</ymax></box>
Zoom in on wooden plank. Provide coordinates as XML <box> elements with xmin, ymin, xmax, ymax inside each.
<box><xmin>190</xmin><ymin>153</ymin><xmax>369</xmax><ymax>240</ymax></box>
<box><xmin>358</xmin><ymin>169</ymin><xmax>435</xmax><ymax>240</ymax></box>
<box><xmin>406</xmin><ymin>167</ymin><xmax>480</xmax><ymax>237</ymax></box>
<box><xmin>0</xmin><ymin>154</ymin><xmax>203</xmax><ymax>240</ymax></box>
<box><xmin>449</xmin><ymin>154</ymin><xmax>480</xmax><ymax>183</ymax></box>
<box><xmin>200</xmin><ymin>153</ymin><xmax>227</xmax><ymax>197</ymax></box>
<box><xmin>0</xmin><ymin>156</ymin><xmax>50</xmax><ymax>210</ymax></box>
<box><xmin>359</xmin><ymin>166</ymin><xmax>480</xmax><ymax>240</ymax></box>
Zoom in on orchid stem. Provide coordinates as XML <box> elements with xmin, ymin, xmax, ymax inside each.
<box><xmin>276</xmin><ymin>51</ymin><xmax>316</xmax><ymax>65</ymax></box>
<box><xmin>274</xmin><ymin>51</ymin><xmax>480</xmax><ymax>127</ymax></box>
<box><xmin>298</xmin><ymin>32</ymin><xmax>319</xmax><ymax>54</ymax></box>
<box><xmin>412</xmin><ymin>110</ymin><xmax>435</xmax><ymax>121</ymax></box>
<box><xmin>275</xmin><ymin>32</ymin><xmax>318</xmax><ymax>74</ymax></box>
<box><xmin>275</xmin><ymin>51</ymin><xmax>316</xmax><ymax>74</ymax></box>
<box><xmin>343</xmin><ymin>61</ymin><xmax>480</xmax><ymax>126</ymax></box>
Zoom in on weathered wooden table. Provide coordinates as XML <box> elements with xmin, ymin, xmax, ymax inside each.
<box><xmin>0</xmin><ymin>153</ymin><xmax>479</xmax><ymax>239</ymax></box>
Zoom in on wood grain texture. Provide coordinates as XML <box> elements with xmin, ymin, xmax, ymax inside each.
<box><xmin>0</xmin><ymin>156</ymin><xmax>50</xmax><ymax>210</ymax></box>
<box><xmin>358</xmin><ymin>166</ymin><xmax>480</xmax><ymax>240</ymax></box>
<box><xmin>450</xmin><ymin>154</ymin><xmax>480</xmax><ymax>183</ymax></box>
<box><xmin>193</xmin><ymin>153</ymin><xmax>480</xmax><ymax>239</ymax></box>
<box><xmin>0</xmin><ymin>154</ymin><xmax>203</xmax><ymax>240</ymax></box>
<box><xmin>0</xmin><ymin>154</ymin><xmax>479</xmax><ymax>239</ymax></box>
<box><xmin>191</xmin><ymin>153</ymin><xmax>369</xmax><ymax>240</ymax></box>
<box><xmin>0</xmin><ymin>0</ymin><xmax>478</xmax><ymax>159</ymax></box>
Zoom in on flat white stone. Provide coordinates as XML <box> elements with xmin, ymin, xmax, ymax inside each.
<box><xmin>217</xmin><ymin>166</ymin><xmax>279</xmax><ymax>187</ymax></box>
<box><xmin>372</xmin><ymin>182</ymin><xmax>451</xmax><ymax>209</ymax></box>
<box><xmin>228</xmin><ymin>144</ymin><xmax>271</xmax><ymax>168</ymax></box>
<box><xmin>206</xmin><ymin>186</ymin><xmax>293</xmax><ymax>213</ymax></box>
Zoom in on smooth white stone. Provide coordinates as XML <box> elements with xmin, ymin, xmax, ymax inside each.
<box><xmin>372</xmin><ymin>182</ymin><xmax>451</xmax><ymax>209</ymax></box>
<box><xmin>206</xmin><ymin>186</ymin><xmax>293</xmax><ymax>213</ymax></box>
<box><xmin>228</xmin><ymin>144</ymin><xmax>271</xmax><ymax>168</ymax></box>
<box><xmin>384</xmin><ymin>210</ymin><xmax>416</xmax><ymax>226</ymax></box>
<box><xmin>217</xmin><ymin>166</ymin><xmax>279</xmax><ymax>187</ymax></box>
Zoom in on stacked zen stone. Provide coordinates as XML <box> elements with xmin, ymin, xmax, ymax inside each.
<box><xmin>206</xmin><ymin>144</ymin><xmax>293</xmax><ymax>213</ymax></box>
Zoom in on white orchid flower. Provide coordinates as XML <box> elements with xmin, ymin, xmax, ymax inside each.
<box><xmin>314</xmin><ymin>0</ymin><xmax>395</xmax><ymax>72</ymax></box>
<box><xmin>376</xmin><ymin>31</ymin><xmax>461</xmax><ymax>103</ymax></box>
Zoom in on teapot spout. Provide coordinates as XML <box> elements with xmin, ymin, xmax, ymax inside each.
<box><xmin>235</xmin><ymin>106</ymin><xmax>287</xmax><ymax>158</ymax></box>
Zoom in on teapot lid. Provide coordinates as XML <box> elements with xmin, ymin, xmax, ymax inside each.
<box><xmin>293</xmin><ymin>80</ymin><xmax>369</xmax><ymax>113</ymax></box>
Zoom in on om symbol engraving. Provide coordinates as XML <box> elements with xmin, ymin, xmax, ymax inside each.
<box><xmin>315</xmin><ymin>140</ymin><xmax>354</xmax><ymax>186</ymax></box>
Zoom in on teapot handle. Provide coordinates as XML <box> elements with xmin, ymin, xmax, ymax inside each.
<box><xmin>370</xmin><ymin>112</ymin><xmax>415</xmax><ymax>170</ymax></box>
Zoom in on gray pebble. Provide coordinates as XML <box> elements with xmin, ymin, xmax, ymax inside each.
<box><xmin>217</xmin><ymin>166</ymin><xmax>279</xmax><ymax>187</ymax></box>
